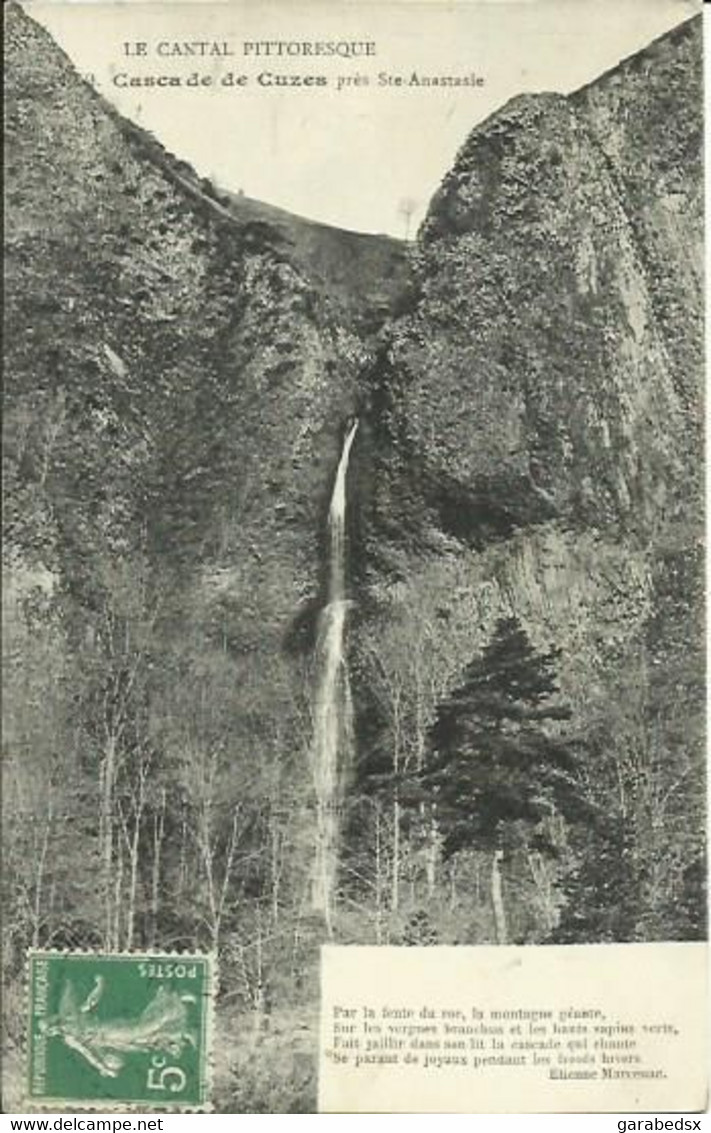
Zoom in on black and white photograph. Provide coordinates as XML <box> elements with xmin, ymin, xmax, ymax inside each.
<box><xmin>3</xmin><ymin>0</ymin><xmax>706</xmax><ymax>1114</ymax></box>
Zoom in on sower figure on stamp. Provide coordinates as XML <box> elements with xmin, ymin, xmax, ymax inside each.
<box><xmin>39</xmin><ymin>976</ymin><xmax>197</xmax><ymax>1078</ymax></box>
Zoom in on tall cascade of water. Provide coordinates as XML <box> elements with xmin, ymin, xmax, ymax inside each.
<box><xmin>310</xmin><ymin>419</ymin><xmax>359</xmax><ymax>930</ymax></box>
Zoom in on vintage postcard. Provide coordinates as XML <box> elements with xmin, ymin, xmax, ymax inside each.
<box><xmin>3</xmin><ymin>0</ymin><xmax>706</xmax><ymax>1115</ymax></box>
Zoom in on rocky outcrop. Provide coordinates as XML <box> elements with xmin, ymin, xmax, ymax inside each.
<box><xmin>4</xmin><ymin>0</ymin><xmax>409</xmax><ymax>643</ymax></box>
<box><xmin>353</xmin><ymin>16</ymin><xmax>704</xmax><ymax>940</ymax></box>
<box><xmin>367</xmin><ymin>18</ymin><xmax>701</xmax><ymax>552</ymax></box>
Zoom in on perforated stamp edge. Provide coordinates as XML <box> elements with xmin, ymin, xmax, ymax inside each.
<box><xmin>21</xmin><ymin>948</ymin><xmax>217</xmax><ymax>1114</ymax></box>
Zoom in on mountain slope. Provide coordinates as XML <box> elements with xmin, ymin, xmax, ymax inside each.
<box><xmin>4</xmin><ymin>0</ymin><xmax>408</xmax><ymax>610</ymax></box>
<box><xmin>354</xmin><ymin>14</ymin><xmax>704</xmax><ymax>943</ymax></box>
<box><xmin>370</xmin><ymin>17</ymin><xmax>701</xmax><ymax>545</ymax></box>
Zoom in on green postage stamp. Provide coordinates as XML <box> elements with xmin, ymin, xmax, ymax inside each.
<box><xmin>27</xmin><ymin>952</ymin><xmax>213</xmax><ymax>1109</ymax></box>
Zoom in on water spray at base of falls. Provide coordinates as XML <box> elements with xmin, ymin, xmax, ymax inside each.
<box><xmin>310</xmin><ymin>420</ymin><xmax>359</xmax><ymax>932</ymax></box>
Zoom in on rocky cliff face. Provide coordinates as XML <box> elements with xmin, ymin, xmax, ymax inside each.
<box><xmin>358</xmin><ymin>15</ymin><xmax>701</xmax><ymax>666</ymax></box>
<box><xmin>353</xmin><ymin>15</ymin><xmax>704</xmax><ymax>941</ymax></box>
<box><xmin>369</xmin><ymin>19</ymin><xmax>701</xmax><ymax>544</ymax></box>
<box><xmin>4</xmin><ymin>0</ymin><xmax>409</xmax><ymax>636</ymax></box>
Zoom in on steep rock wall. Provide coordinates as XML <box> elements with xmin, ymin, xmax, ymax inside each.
<box><xmin>372</xmin><ymin>19</ymin><xmax>702</xmax><ymax>542</ymax></box>
<box><xmin>4</xmin><ymin>1</ymin><xmax>408</xmax><ymax>643</ymax></box>
<box><xmin>354</xmin><ymin>18</ymin><xmax>704</xmax><ymax>936</ymax></box>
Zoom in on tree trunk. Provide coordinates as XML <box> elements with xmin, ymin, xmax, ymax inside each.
<box><xmin>149</xmin><ymin>789</ymin><xmax>166</xmax><ymax>949</ymax></box>
<box><xmin>32</xmin><ymin>798</ymin><xmax>53</xmax><ymax>948</ymax></box>
<box><xmin>250</xmin><ymin>914</ymin><xmax>267</xmax><ymax>1047</ymax></box>
<box><xmin>374</xmin><ymin>803</ymin><xmax>384</xmax><ymax>943</ymax></box>
<box><xmin>269</xmin><ymin>818</ymin><xmax>281</xmax><ymax>924</ymax></box>
<box><xmin>425</xmin><ymin>805</ymin><xmax>439</xmax><ymax>898</ymax></box>
<box><xmin>176</xmin><ymin>805</ymin><xmax>187</xmax><ymax>905</ymax></box>
<box><xmin>449</xmin><ymin>859</ymin><xmax>458</xmax><ymax>911</ymax></box>
<box><xmin>100</xmin><ymin>735</ymin><xmax>117</xmax><ymax>950</ymax></box>
<box><xmin>112</xmin><ymin>834</ymin><xmax>124</xmax><ymax>952</ymax></box>
<box><xmin>125</xmin><ymin>814</ymin><xmax>141</xmax><ymax>952</ymax></box>
<box><xmin>491</xmin><ymin>849</ymin><xmax>508</xmax><ymax>945</ymax></box>
<box><xmin>391</xmin><ymin>795</ymin><xmax>401</xmax><ymax>913</ymax></box>
<box><xmin>125</xmin><ymin>767</ymin><xmax>148</xmax><ymax>952</ymax></box>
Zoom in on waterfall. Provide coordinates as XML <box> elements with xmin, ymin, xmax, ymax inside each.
<box><xmin>311</xmin><ymin>419</ymin><xmax>359</xmax><ymax>929</ymax></box>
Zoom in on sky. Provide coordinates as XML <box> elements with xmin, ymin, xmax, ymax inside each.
<box><xmin>26</xmin><ymin>0</ymin><xmax>699</xmax><ymax>237</ymax></box>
